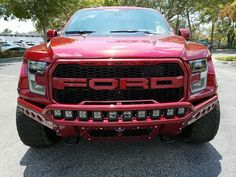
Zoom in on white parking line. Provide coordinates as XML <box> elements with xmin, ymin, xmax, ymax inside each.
<box><xmin>0</xmin><ymin>74</ymin><xmax>17</xmax><ymax>78</ymax></box>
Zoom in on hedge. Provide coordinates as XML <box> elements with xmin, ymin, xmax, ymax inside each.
<box><xmin>215</xmin><ymin>56</ymin><xmax>236</xmax><ymax>61</ymax></box>
<box><xmin>0</xmin><ymin>51</ymin><xmax>23</xmax><ymax>59</ymax></box>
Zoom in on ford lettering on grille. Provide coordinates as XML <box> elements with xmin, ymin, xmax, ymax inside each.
<box><xmin>53</xmin><ymin>77</ymin><xmax>184</xmax><ymax>90</ymax></box>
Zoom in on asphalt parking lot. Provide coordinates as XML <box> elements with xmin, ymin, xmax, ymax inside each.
<box><xmin>0</xmin><ymin>58</ymin><xmax>236</xmax><ymax>177</ymax></box>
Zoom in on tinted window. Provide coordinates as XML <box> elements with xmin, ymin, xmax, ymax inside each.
<box><xmin>65</xmin><ymin>9</ymin><xmax>171</xmax><ymax>36</ymax></box>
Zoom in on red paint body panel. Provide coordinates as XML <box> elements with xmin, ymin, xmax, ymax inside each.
<box><xmin>25</xmin><ymin>35</ymin><xmax>210</xmax><ymax>62</ymax></box>
<box><xmin>17</xmin><ymin>7</ymin><xmax>219</xmax><ymax>140</ymax></box>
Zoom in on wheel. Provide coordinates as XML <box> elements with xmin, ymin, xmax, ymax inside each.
<box><xmin>181</xmin><ymin>103</ymin><xmax>220</xmax><ymax>143</ymax></box>
<box><xmin>16</xmin><ymin>106</ymin><xmax>58</xmax><ymax>147</ymax></box>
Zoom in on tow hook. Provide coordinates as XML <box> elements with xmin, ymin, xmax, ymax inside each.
<box><xmin>160</xmin><ymin>135</ymin><xmax>175</xmax><ymax>144</ymax></box>
<box><xmin>65</xmin><ymin>137</ymin><xmax>80</xmax><ymax>145</ymax></box>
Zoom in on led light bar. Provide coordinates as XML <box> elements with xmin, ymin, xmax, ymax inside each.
<box><xmin>53</xmin><ymin>108</ymin><xmax>186</xmax><ymax>121</ymax></box>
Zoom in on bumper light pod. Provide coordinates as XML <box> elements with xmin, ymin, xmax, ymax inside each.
<box><xmin>108</xmin><ymin>112</ymin><xmax>118</xmax><ymax>121</ymax></box>
<box><xmin>166</xmin><ymin>109</ymin><xmax>175</xmax><ymax>118</ymax></box>
<box><xmin>122</xmin><ymin>111</ymin><xmax>132</xmax><ymax>121</ymax></box>
<box><xmin>152</xmin><ymin>110</ymin><xmax>161</xmax><ymax>119</ymax></box>
<box><xmin>78</xmin><ymin>111</ymin><xmax>88</xmax><ymax>120</ymax></box>
<box><xmin>137</xmin><ymin>111</ymin><xmax>147</xmax><ymax>120</ymax></box>
<box><xmin>177</xmin><ymin>108</ymin><xmax>186</xmax><ymax>116</ymax></box>
<box><xmin>93</xmin><ymin>112</ymin><xmax>103</xmax><ymax>121</ymax></box>
<box><xmin>53</xmin><ymin>110</ymin><xmax>62</xmax><ymax>119</ymax></box>
<box><xmin>64</xmin><ymin>110</ymin><xmax>74</xmax><ymax>120</ymax></box>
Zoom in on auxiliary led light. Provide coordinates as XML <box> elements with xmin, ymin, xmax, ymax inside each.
<box><xmin>64</xmin><ymin>110</ymin><xmax>74</xmax><ymax>120</ymax></box>
<box><xmin>166</xmin><ymin>109</ymin><xmax>175</xmax><ymax>118</ymax></box>
<box><xmin>152</xmin><ymin>110</ymin><xmax>161</xmax><ymax>119</ymax></box>
<box><xmin>108</xmin><ymin>112</ymin><xmax>118</xmax><ymax>121</ymax></box>
<box><xmin>78</xmin><ymin>111</ymin><xmax>88</xmax><ymax>120</ymax></box>
<box><xmin>177</xmin><ymin>108</ymin><xmax>186</xmax><ymax>116</ymax></box>
<box><xmin>93</xmin><ymin>112</ymin><xmax>103</xmax><ymax>121</ymax></box>
<box><xmin>137</xmin><ymin>111</ymin><xmax>147</xmax><ymax>120</ymax></box>
<box><xmin>53</xmin><ymin>110</ymin><xmax>62</xmax><ymax>119</ymax></box>
<box><xmin>122</xmin><ymin>111</ymin><xmax>132</xmax><ymax>121</ymax></box>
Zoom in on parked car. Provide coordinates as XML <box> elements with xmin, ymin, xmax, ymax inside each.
<box><xmin>25</xmin><ymin>41</ymin><xmax>37</xmax><ymax>47</ymax></box>
<box><xmin>1</xmin><ymin>42</ymin><xmax>24</xmax><ymax>52</ymax></box>
<box><xmin>1</xmin><ymin>42</ymin><xmax>25</xmax><ymax>52</ymax></box>
<box><xmin>16</xmin><ymin>7</ymin><xmax>220</xmax><ymax>147</ymax></box>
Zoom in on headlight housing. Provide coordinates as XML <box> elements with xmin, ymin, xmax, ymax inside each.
<box><xmin>190</xmin><ymin>59</ymin><xmax>208</xmax><ymax>93</ymax></box>
<box><xmin>28</xmin><ymin>61</ymin><xmax>47</xmax><ymax>95</ymax></box>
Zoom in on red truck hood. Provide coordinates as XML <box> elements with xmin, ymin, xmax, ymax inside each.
<box><xmin>26</xmin><ymin>35</ymin><xmax>210</xmax><ymax>61</ymax></box>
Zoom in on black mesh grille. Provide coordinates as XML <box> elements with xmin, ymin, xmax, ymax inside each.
<box><xmin>52</xmin><ymin>63</ymin><xmax>184</xmax><ymax>103</ymax></box>
<box><xmin>53</xmin><ymin>87</ymin><xmax>184</xmax><ymax>104</ymax></box>
<box><xmin>53</xmin><ymin>64</ymin><xmax>183</xmax><ymax>78</ymax></box>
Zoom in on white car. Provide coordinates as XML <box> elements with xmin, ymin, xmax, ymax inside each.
<box><xmin>1</xmin><ymin>42</ymin><xmax>25</xmax><ymax>52</ymax></box>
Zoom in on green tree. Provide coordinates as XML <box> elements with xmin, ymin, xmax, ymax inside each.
<box><xmin>220</xmin><ymin>1</ymin><xmax>236</xmax><ymax>47</ymax></box>
<box><xmin>1</xmin><ymin>28</ymin><xmax>12</xmax><ymax>34</ymax></box>
<box><xmin>195</xmin><ymin>0</ymin><xmax>231</xmax><ymax>48</ymax></box>
<box><xmin>0</xmin><ymin>0</ymin><xmax>11</xmax><ymax>19</ymax></box>
<box><xmin>6</xmin><ymin>0</ymin><xmax>83</xmax><ymax>40</ymax></box>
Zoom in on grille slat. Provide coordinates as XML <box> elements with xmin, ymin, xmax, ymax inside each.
<box><xmin>52</xmin><ymin>63</ymin><xmax>184</xmax><ymax>103</ymax></box>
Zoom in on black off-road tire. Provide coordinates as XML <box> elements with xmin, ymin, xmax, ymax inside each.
<box><xmin>181</xmin><ymin>103</ymin><xmax>220</xmax><ymax>144</ymax></box>
<box><xmin>16</xmin><ymin>107</ymin><xmax>58</xmax><ymax>147</ymax></box>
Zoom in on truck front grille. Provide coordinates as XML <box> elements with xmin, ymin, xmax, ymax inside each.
<box><xmin>52</xmin><ymin>63</ymin><xmax>184</xmax><ymax>103</ymax></box>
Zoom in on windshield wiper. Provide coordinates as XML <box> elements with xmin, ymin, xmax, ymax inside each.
<box><xmin>65</xmin><ymin>31</ymin><xmax>96</xmax><ymax>35</ymax></box>
<box><xmin>110</xmin><ymin>30</ymin><xmax>157</xmax><ymax>34</ymax></box>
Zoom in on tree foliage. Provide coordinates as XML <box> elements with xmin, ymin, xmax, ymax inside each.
<box><xmin>220</xmin><ymin>0</ymin><xmax>236</xmax><ymax>47</ymax></box>
<box><xmin>1</xmin><ymin>28</ymin><xmax>12</xmax><ymax>34</ymax></box>
<box><xmin>0</xmin><ymin>0</ymin><xmax>11</xmax><ymax>19</ymax></box>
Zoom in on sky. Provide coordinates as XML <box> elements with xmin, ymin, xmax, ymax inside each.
<box><xmin>0</xmin><ymin>18</ymin><xmax>36</xmax><ymax>33</ymax></box>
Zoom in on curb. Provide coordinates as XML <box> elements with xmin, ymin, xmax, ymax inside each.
<box><xmin>0</xmin><ymin>57</ymin><xmax>22</xmax><ymax>63</ymax></box>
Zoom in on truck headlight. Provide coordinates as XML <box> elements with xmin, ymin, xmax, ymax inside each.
<box><xmin>28</xmin><ymin>61</ymin><xmax>47</xmax><ymax>95</ymax></box>
<box><xmin>190</xmin><ymin>59</ymin><xmax>208</xmax><ymax>93</ymax></box>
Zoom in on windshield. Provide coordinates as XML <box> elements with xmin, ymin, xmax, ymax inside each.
<box><xmin>65</xmin><ymin>9</ymin><xmax>171</xmax><ymax>36</ymax></box>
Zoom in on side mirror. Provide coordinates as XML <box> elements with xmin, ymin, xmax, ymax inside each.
<box><xmin>178</xmin><ymin>28</ymin><xmax>190</xmax><ymax>41</ymax></box>
<box><xmin>46</xmin><ymin>29</ymin><xmax>58</xmax><ymax>42</ymax></box>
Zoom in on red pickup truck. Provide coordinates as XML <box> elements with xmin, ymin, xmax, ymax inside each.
<box><xmin>16</xmin><ymin>7</ymin><xmax>220</xmax><ymax>147</ymax></box>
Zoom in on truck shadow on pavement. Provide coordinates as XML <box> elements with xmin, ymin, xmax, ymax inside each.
<box><xmin>20</xmin><ymin>139</ymin><xmax>222</xmax><ymax>177</ymax></box>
